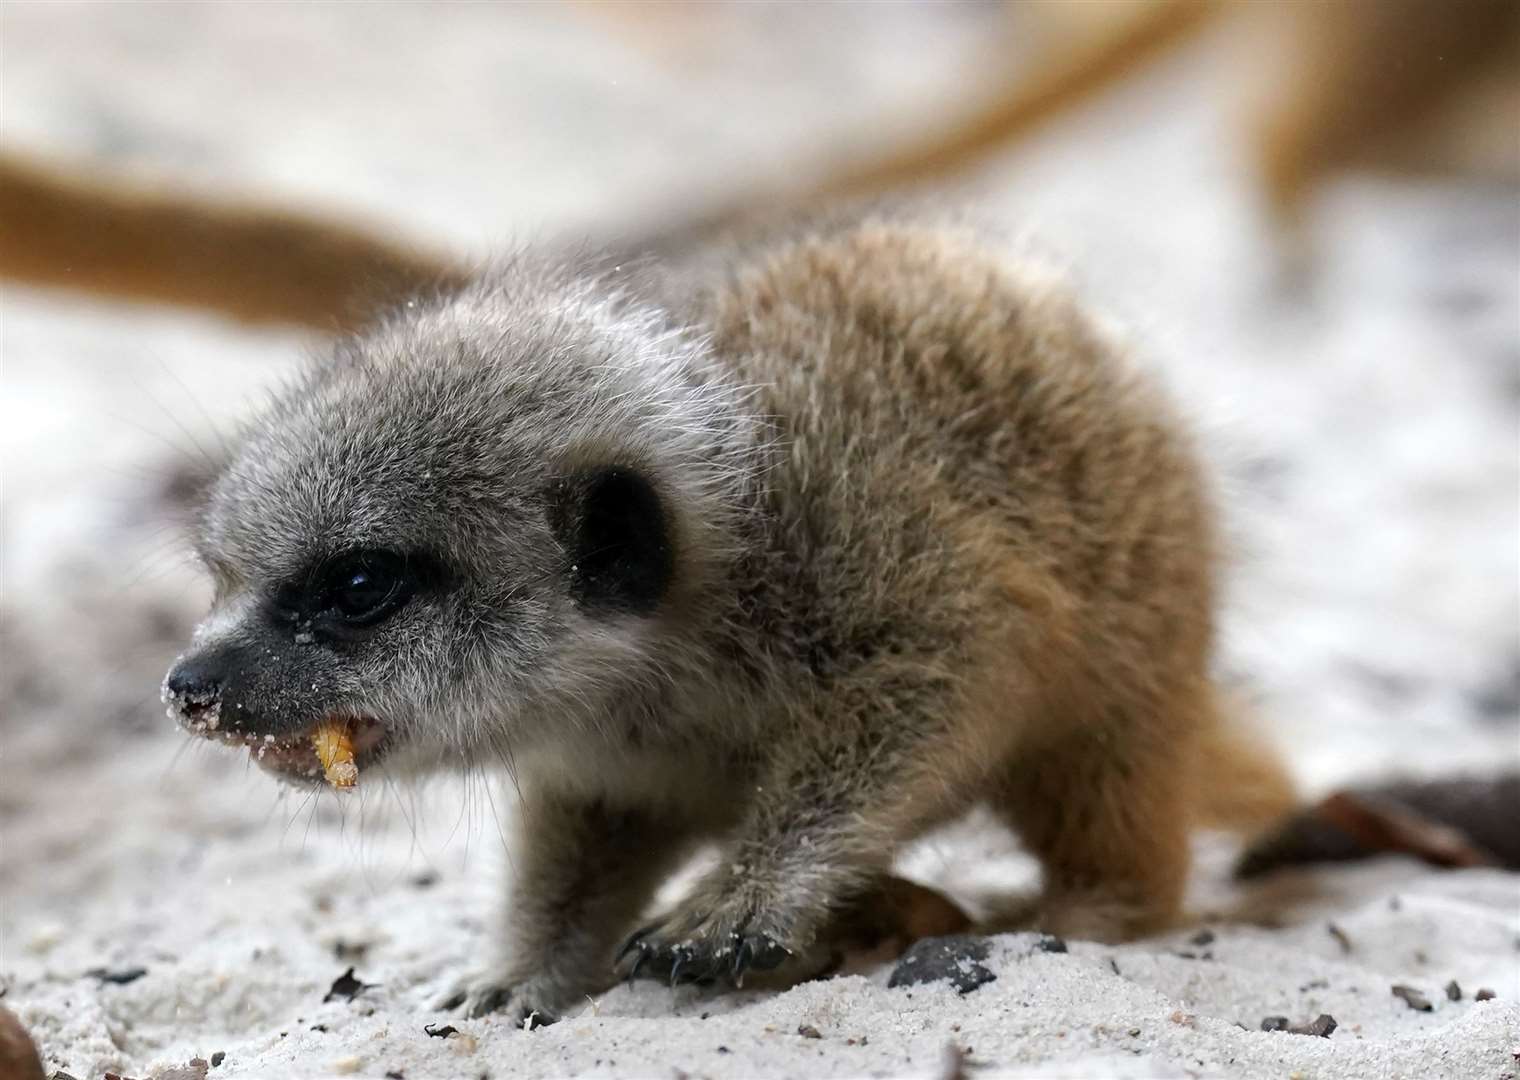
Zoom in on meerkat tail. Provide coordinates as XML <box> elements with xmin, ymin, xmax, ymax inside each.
<box><xmin>312</xmin><ymin>721</ymin><xmax>359</xmax><ymax>789</ymax></box>
<box><xmin>1187</xmin><ymin>695</ymin><xmax>1297</xmax><ymax>835</ymax></box>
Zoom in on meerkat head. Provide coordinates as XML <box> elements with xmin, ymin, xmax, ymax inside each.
<box><xmin>162</xmin><ymin>266</ymin><xmax>748</xmax><ymax>786</ymax></box>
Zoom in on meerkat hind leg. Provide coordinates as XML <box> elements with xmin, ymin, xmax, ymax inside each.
<box><xmin>989</xmin><ymin>724</ymin><xmax>1193</xmax><ymax>943</ymax></box>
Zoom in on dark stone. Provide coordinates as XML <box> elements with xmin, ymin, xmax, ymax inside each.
<box><xmin>86</xmin><ymin>967</ymin><xmax>148</xmax><ymax>985</ymax></box>
<box><xmin>888</xmin><ymin>935</ymin><xmax>995</xmax><ymax>994</ymax></box>
<box><xmin>1033</xmin><ymin>935</ymin><xmax>1067</xmax><ymax>954</ymax></box>
<box><xmin>1391</xmin><ymin>985</ymin><xmax>1433</xmax><ymax>1012</ymax></box>
<box><xmin>1260</xmin><ymin>1017</ymin><xmax>1290</xmax><ymax>1032</ymax></box>
<box><xmin>1290</xmin><ymin>1014</ymin><xmax>1337</xmax><ymax>1038</ymax></box>
<box><xmin>322</xmin><ymin>967</ymin><xmax>374</xmax><ymax>1003</ymax></box>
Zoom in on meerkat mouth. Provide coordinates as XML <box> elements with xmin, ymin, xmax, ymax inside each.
<box><xmin>184</xmin><ymin>711</ymin><xmax>390</xmax><ymax>786</ymax></box>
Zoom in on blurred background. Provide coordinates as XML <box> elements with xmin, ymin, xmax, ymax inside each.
<box><xmin>2</xmin><ymin>2</ymin><xmax>1517</xmax><ymax>1076</ymax></box>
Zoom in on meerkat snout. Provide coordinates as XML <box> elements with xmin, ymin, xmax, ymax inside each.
<box><xmin>163</xmin><ymin>546</ymin><xmax>439</xmax><ymax>779</ymax></box>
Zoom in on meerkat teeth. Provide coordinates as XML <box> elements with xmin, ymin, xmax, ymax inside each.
<box><xmin>312</xmin><ymin>721</ymin><xmax>358</xmax><ymax>789</ymax></box>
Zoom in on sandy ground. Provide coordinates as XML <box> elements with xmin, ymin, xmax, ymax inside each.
<box><xmin>2</xmin><ymin>4</ymin><xmax>1518</xmax><ymax>1078</ymax></box>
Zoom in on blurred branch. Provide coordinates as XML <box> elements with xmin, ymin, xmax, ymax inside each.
<box><xmin>2</xmin><ymin>0</ymin><xmax>1514</xmax><ymax>332</ymax></box>
<box><xmin>1235</xmin><ymin>774</ymin><xmax>1520</xmax><ymax>878</ymax></box>
<box><xmin>622</xmin><ymin>0</ymin><xmax>1219</xmax><ymax>256</ymax></box>
<box><xmin>0</xmin><ymin>153</ymin><xmax>468</xmax><ymax>333</ymax></box>
<box><xmin>809</xmin><ymin>0</ymin><xmax>1218</xmax><ymax>202</ymax></box>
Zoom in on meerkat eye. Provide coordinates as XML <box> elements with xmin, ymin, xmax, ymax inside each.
<box><xmin>317</xmin><ymin>550</ymin><xmax>413</xmax><ymax>626</ymax></box>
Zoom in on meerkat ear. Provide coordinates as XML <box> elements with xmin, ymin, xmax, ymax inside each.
<box><xmin>550</xmin><ymin>465</ymin><xmax>674</xmax><ymax>615</ymax></box>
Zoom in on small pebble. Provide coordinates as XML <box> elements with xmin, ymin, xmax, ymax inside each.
<box><xmin>1292</xmin><ymin>1015</ymin><xmax>1337</xmax><ymax>1038</ymax></box>
<box><xmin>888</xmin><ymin>935</ymin><xmax>995</xmax><ymax>994</ymax></box>
<box><xmin>1262</xmin><ymin>1014</ymin><xmax>1337</xmax><ymax>1037</ymax></box>
<box><xmin>323</xmin><ymin>968</ymin><xmax>371</xmax><ymax>1003</ymax></box>
<box><xmin>1391</xmin><ymin>985</ymin><xmax>1433</xmax><ymax>1012</ymax></box>
<box><xmin>1476</xmin><ymin>988</ymin><xmax>1497</xmax><ymax>1001</ymax></box>
<box><xmin>0</xmin><ymin>1004</ymin><xmax>45</xmax><ymax>1080</ymax></box>
<box><xmin>1445</xmin><ymin>980</ymin><xmax>1462</xmax><ymax>1001</ymax></box>
<box><xmin>86</xmin><ymin>967</ymin><xmax>148</xmax><ymax>985</ymax></box>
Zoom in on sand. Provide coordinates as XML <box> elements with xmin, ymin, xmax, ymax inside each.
<box><xmin>2</xmin><ymin>4</ymin><xmax>1517</xmax><ymax>1078</ymax></box>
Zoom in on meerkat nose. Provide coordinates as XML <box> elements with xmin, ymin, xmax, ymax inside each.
<box><xmin>163</xmin><ymin>653</ymin><xmax>226</xmax><ymax>724</ymax></box>
<box><xmin>165</xmin><ymin>656</ymin><xmax>221</xmax><ymax>701</ymax></box>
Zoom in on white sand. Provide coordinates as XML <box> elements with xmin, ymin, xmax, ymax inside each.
<box><xmin>2</xmin><ymin>4</ymin><xmax>1517</xmax><ymax>1078</ymax></box>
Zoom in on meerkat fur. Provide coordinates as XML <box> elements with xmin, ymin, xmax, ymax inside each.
<box><xmin>163</xmin><ymin>214</ymin><xmax>1292</xmax><ymax>1023</ymax></box>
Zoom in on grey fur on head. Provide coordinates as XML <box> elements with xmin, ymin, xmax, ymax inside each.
<box><xmin>174</xmin><ymin>254</ymin><xmax>770</xmax><ymax>776</ymax></box>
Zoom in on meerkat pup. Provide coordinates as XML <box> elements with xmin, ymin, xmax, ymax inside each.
<box><xmin>163</xmin><ymin>214</ymin><xmax>1290</xmax><ymax>1023</ymax></box>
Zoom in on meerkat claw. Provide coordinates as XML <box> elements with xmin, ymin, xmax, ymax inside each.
<box><xmin>667</xmin><ymin>948</ymin><xmax>688</xmax><ymax>987</ymax></box>
<box><xmin>625</xmin><ymin>951</ymin><xmax>648</xmax><ymax>984</ymax></box>
<box><xmin>617</xmin><ymin>914</ymin><xmax>795</xmax><ymax>988</ymax></box>
<box><xmin>732</xmin><ymin>931</ymin><xmax>791</xmax><ymax>977</ymax></box>
<box><xmin>616</xmin><ymin>925</ymin><xmax>654</xmax><ymax>966</ymax></box>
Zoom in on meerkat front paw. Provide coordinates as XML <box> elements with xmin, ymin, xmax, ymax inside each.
<box><xmin>615</xmin><ymin>890</ymin><xmax>804</xmax><ymax>986</ymax></box>
<box><xmin>434</xmin><ymin>971</ymin><xmax>560</xmax><ymax>1027</ymax></box>
<box><xmin>617</xmin><ymin>921</ymin><xmax>792</xmax><ymax>986</ymax></box>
